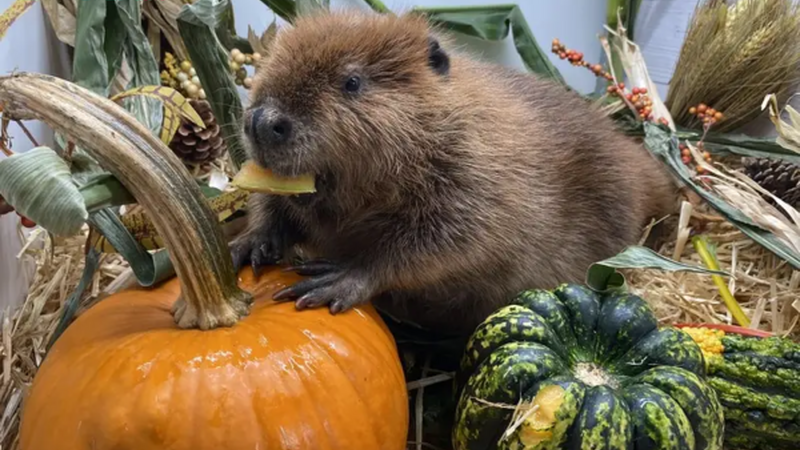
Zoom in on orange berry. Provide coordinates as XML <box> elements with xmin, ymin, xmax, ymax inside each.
<box><xmin>626</xmin><ymin>93</ymin><xmax>634</xmax><ymax>101</ymax></box>
<box><xmin>702</xmin><ymin>151</ymin><xmax>711</xmax><ymax>159</ymax></box>
<box><xmin>604</xmin><ymin>73</ymin><xmax>613</xmax><ymax>80</ymax></box>
<box><xmin>689</xmin><ymin>107</ymin><xmax>697</xmax><ymax>115</ymax></box>
<box><xmin>618</xmin><ymin>83</ymin><xmax>625</xmax><ymax>89</ymax></box>
<box><xmin>682</xmin><ymin>155</ymin><xmax>692</xmax><ymax>164</ymax></box>
<box><xmin>707</xmin><ymin>108</ymin><xmax>716</xmax><ymax>116</ymax></box>
<box><xmin>639</xmin><ymin>113</ymin><xmax>647</xmax><ymax>120</ymax></box>
<box><xmin>559</xmin><ymin>52</ymin><xmax>567</xmax><ymax>59</ymax></box>
<box><xmin>631</xmin><ymin>94</ymin><xmax>640</xmax><ymax>103</ymax></box>
<box><xmin>714</xmin><ymin>112</ymin><xmax>723</xmax><ymax>120</ymax></box>
<box><xmin>696</xmin><ymin>166</ymin><xmax>705</xmax><ymax>174</ymax></box>
<box><xmin>681</xmin><ymin>149</ymin><xmax>691</xmax><ymax>157</ymax></box>
<box><xmin>552</xmin><ymin>38</ymin><xmax>560</xmax><ymax>46</ymax></box>
<box><xmin>591</xmin><ymin>64</ymin><xmax>602</xmax><ymax>74</ymax></box>
<box><xmin>697</xmin><ymin>103</ymin><xmax>708</xmax><ymax>113</ymax></box>
<box><xmin>643</xmin><ymin>106</ymin><xmax>652</xmax><ymax>115</ymax></box>
<box><xmin>634</xmin><ymin>101</ymin><xmax>644</xmax><ymax>109</ymax></box>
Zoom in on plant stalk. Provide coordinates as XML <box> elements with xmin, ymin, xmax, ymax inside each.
<box><xmin>0</xmin><ymin>72</ymin><xmax>252</xmax><ymax>330</ymax></box>
<box><xmin>691</xmin><ymin>235</ymin><xmax>750</xmax><ymax>327</ymax></box>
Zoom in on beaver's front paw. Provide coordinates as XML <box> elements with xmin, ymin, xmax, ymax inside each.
<box><xmin>229</xmin><ymin>229</ymin><xmax>286</xmax><ymax>275</ymax></box>
<box><xmin>274</xmin><ymin>260</ymin><xmax>374</xmax><ymax>314</ymax></box>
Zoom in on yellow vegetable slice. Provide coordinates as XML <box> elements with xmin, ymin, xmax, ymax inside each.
<box><xmin>231</xmin><ymin>161</ymin><xmax>316</xmax><ymax>195</ymax></box>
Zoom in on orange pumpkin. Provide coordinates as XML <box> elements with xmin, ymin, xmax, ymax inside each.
<box><xmin>20</xmin><ymin>268</ymin><xmax>409</xmax><ymax>450</ymax></box>
<box><xmin>2</xmin><ymin>73</ymin><xmax>408</xmax><ymax>450</ymax></box>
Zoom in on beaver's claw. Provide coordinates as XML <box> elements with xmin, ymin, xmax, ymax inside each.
<box><xmin>274</xmin><ymin>260</ymin><xmax>373</xmax><ymax>314</ymax></box>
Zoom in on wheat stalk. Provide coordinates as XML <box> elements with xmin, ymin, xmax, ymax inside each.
<box><xmin>666</xmin><ymin>0</ymin><xmax>800</xmax><ymax>132</ymax></box>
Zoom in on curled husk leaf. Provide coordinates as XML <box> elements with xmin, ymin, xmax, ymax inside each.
<box><xmin>0</xmin><ymin>146</ymin><xmax>88</xmax><ymax>235</ymax></box>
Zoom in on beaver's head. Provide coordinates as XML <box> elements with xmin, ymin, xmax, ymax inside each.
<box><xmin>243</xmin><ymin>11</ymin><xmax>451</xmax><ymax>191</ymax></box>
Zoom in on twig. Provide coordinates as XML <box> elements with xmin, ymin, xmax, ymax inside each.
<box><xmin>406</xmin><ymin>372</ymin><xmax>454</xmax><ymax>391</ymax></box>
<box><xmin>13</xmin><ymin>120</ymin><xmax>38</xmax><ymax>147</ymax></box>
<box><xmin>415</xmin><ymin>356</ymin><xmax>430</xmax><ymax>450</ymax></box>
<box><xmin>0</xmin><ymin>115</ymin><xmax>11</xmax><ymax>156</ymax></box>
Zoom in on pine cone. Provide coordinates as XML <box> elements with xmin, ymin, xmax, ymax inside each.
<box><xmin>169</xmin><ymin>99</ymin><xmax>227</xmax><ymax>164</ymax></box>
<box><xmin>743</xmin><ymin>157</ymin><xmax>800</xmax><ymax>208</ymax></box>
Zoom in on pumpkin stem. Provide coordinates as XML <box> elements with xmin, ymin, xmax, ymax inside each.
<box><xmin>0</xmin><ymin>73</ymin><xmax>252</xmax><ymax>330</ymax></box>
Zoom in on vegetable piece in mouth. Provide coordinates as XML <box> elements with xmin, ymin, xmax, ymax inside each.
<box><xmin>231</xmin><ymin>161</ymin><xmax>316</xmax><ymax>195</ymax></box>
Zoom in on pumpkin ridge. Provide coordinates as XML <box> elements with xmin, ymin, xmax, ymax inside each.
<box><xmin>291</xmin><ymin>322</ymin><xmax>381</xmax><ymax>449</ymax></box>
<box><xmin>235</xmin><ymin>304</ymin><xmax>400</xmax><ymax>447</ymax></box>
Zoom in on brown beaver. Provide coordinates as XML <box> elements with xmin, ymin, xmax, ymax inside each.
<box><xmin>230</xmin><ymin>10</ymin><xmax>677</xmax><ymax>335</ymax></box>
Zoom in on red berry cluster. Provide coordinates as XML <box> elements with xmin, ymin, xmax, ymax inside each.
<box><xmin>609</xmin><ymin>86</ymin><xmax>655</xmax><ymax>120</ymax></box>
<box><xmin>0</xmin><ymin>194</ymin><xmax>37</xmax><ymax>228</ymax></box>
<box><xmin>551</xmin><ymin>39</ymin><xmax>614</xmax><ymax>81</ymax></box>
<box><xmin>679</xmin><ymin>142</ymin><xmax>712</xmax><ymax>174</ymax></box>
<box><xmin>551</xmin><ymin>38</ymin><xmax>669</xmax><ymax>127</ymax></box>
<box><xmin>688</xmin><ymin>104</ymin><xmax>724</xmax><ymax>127</ymax></box>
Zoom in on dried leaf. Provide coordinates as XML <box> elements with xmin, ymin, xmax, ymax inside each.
<box><xmin>643</xmin><ymin>122</ymin><xmax>800</xmax><ymax>269</ymax></box>
<box><xmin>41</xmin><ymin>0</ymin><xmax>77</xmax><ymax>45</ymax></box>
<box><xmin>0</xmin><ymin>0</ymin><xmax>35</xmax><ymax>42</ymax></box>
<box><xmin>0</xmin><ymin>147</ymin><xmax>88</xmax><ymax>236</ymax></box>
<box><xmin>248</xmin><ymin>20</ymin><xmax>277</xmax><ymax>56</ymax></box>
<box><xmin>110</xmin><ymin>85</ymin><xmax>204</xmax><ymax>144</ymax></box>
<box><xmin>762</xmin><ymin>93</ymin><xmax>800</xmax><ymax>154</ymax></box>
<box><xmin>142</xmin><ymin>0</ymin><xmax>189</xmax><ymax>60</ymax></box>
<box><xmin>601</xmin><ymin>15</ymin><xmax>675</xmax><ymax>131</ymax></box>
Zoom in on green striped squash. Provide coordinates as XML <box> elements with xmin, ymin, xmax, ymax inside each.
<box><xmin>453</xmin><ymin>284</ymin><xmax>725</xmax><ymax>450</ymax></box>
<box><xmin>682</xmin><ymin>325</ymin><xmax>800</xmax><ymax>450</ymax></box>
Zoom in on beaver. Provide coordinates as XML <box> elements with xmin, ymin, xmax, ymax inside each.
<box><xmin>230</xmin><ymin>10</ymin><xmax>677</xmax><ymax>336</ymax></box>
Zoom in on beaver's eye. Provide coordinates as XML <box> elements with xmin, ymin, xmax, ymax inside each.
<box><xmin>344</xmin><ymin>76</ymin><xmax>361</xmax><ymax>94</ymax></box>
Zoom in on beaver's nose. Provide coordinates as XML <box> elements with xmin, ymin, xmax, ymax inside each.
<box><xmin>245</xmin><ymin>105</ymin><xmax>293</xmax><ymax>147</ymax></box>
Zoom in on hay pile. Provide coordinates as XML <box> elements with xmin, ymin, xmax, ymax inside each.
<box><xmin>631</xmin><ymin>199</ymin><xmax>799</xmax><ymax>337</ymax></box>
<box><xmin>0</xmin><ymin>226</ymin><xmax>133</xmax><ymax>450</ymax></box>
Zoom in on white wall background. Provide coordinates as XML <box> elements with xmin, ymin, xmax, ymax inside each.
<box><xmin>0</xmin><ymin>1</ymin><xmax>70</xmax><ymax>314</ymax></box>
<box><xmin>232</xmin><ymin>0</ymin><xmax>610</xmax><ymax>97</ymax></box>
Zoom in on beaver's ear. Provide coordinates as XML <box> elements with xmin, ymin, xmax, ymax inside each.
<box><xmin>427</xmin><ymin>36</ymin><xmax>449</xmax><ymax>76</ymax></box>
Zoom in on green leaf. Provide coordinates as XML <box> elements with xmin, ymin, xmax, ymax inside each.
<box><xmin>259</xmin><ymin>0</ymin><xmax>296</xmax><ymax>22</ymax></box>
<box><xmin>89</xmin><ymin>208</ymin><xmax>176</xmax><ymax>287</ymax></box>
<box><xmin>215</xmin><ymin>1</ymin><xmax>254</xmax><ymax>53</ymax></box>
<box><xmin>643</xmin><ymin>122</ymin><xmax>800</xmax><ymax>270</ymax></box>
<box><xmin>47</xmin><ymin>247</ymin><xmax>100</xmax><ymax>351</ymax></box>
<box><xmin>72</xmin><ymin>0</ymin><xmax>119</xmax><ymax>95</ymax></box>
<box><xmin>79</xmin><ymin>174</ymin><xmax>136</xmax><ymax>212</ymax></box>
<box><xmin>414</xmin><ymin>4</ymin><xmax>564</xmax><ymax>83</ymax></box>
<box><xmin>296</xmin><ymin>0</ymin><xmax>328</xmax><ymax>16</ymax></box>
<box><xmin>586</xmin><ymin>245</ymin><xmax>729</xmax><ymax>293</ymax></box>
<box><xmin>114</xmin><ymin>0</ymin><xmax>163</xmax><ymax>137</ymax></box>
<box><xmin>178</xmin><ymin>0</ymin><xmax>248</xmax><ymax>171</ymax></box>
<box><xmin>0</xmin><ymin>147</ymin><xmax>88</xmax><ymax>236</ymax></box>
<box><xmin>362</xmin><ymin>0</ymin><xmax>391</xmax><ymax>14</ymax></box>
